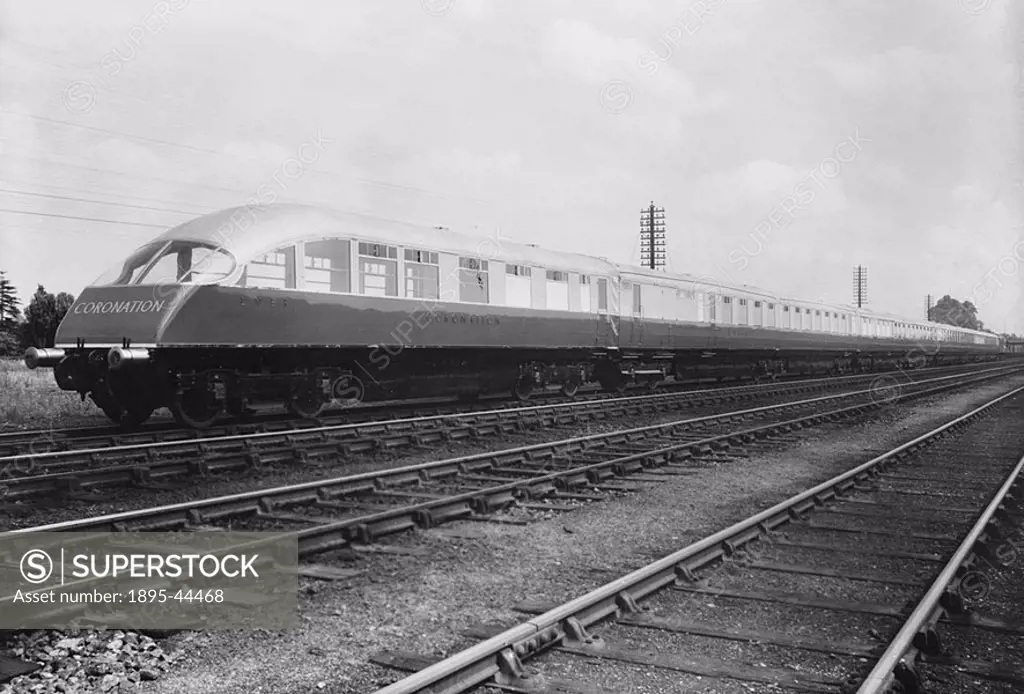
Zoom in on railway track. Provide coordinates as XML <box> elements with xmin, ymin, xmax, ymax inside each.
<box><xmin>0</xmin><ymin>363</ymin><xmax>1017</xmax><ymax>636</ymax></box>
<box><xmin>0</xmin><ymin>386</ymin><xmax>607</xmax><ymax>457</ymax></box>
<box><xmin>0</xmin><ymin>364</ymin><xmax>996</xmax><ymax>458</ymax></box>
<box><xmin>0</xmin><ymin>366</ymin><xmax>1017</xmax><ymax>505</ymax></box>
<box><xmin>365</xmin><ymin>385</ymin><xmax>1024</xmax><ymax>693</ymax></box>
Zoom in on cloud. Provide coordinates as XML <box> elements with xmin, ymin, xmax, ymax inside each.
<box><xmin>692</xmin><ymin>159</ymin><xmax>848</xmax><ymax>216</ymax></box>
<box><xmin>825</xmin><ymin>43</ymin><xmax>1010</xmax><ymax>97</ymax></box>
<box><xmin>457</xmin><ymin>0</ymin><xmax>494</xmax><ymax>22</ymax></box>
<box><xmin>175</xmin><ymin>3</ymin><xmax>372</xmax><ymax>55</ymax></box>
<box><xmin>870</xmin><ymin>162</ymin><xmax>910</xmax><ymax>191</ymax></box>
<box><xmin>542</xmin><ymin>18</ymin><xmax>650</xmax><ymax>86</ymax></box>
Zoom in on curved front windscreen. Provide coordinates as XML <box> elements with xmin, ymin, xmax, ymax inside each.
<box><xmin>92</xmin><ymin>240</ymin><xmax>237</xmax><ymax>287</ymax></box>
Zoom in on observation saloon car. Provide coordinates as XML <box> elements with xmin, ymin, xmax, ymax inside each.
<box><xmin>25</xmin><ymin>204</ymin><xmax>1004</xmax><ymax>428</ymax></box>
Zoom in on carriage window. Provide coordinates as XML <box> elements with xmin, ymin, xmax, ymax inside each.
<box><xmin>404</xmin><ymin>248</ymin><xmax>439</xmax><ymax>299</ymax></box>
<box><xmin>754</xmin><ymin>301</ymin><xmax>762</xmax><ymax>308</ymax></box>
<box><xmin>359</xmin><ymin>242</ymin><xmax>398</xmax><ymax>259</ymax></box>
<box><xmin>404</xmin><ymin>249</ymin><xmax>438</xmax><ymax>264</ymax></box>
<box><xmin>579</xmin><ymin>274</ymin><xmax>591</xmax><ymax>312</ymax></box>
<box><xmin>243</xmin><ymin>246</ymin><xmax>295</xmax><ymax>289</ymax></box>
<box><xmin>304</xmin><ymin>239</ymin><xmax>350</xmax><ymax>293</ymax></box>
<box><xmin>739</xmin><ymin>298</ymin><xmax>747</xmax><ymax>306</ymax></box>
<box><xmin>546</xmin><ymin>270</ymin><xmax>567</xmax><ymax>282</ymax></box>
<box><xmin>723</xmin><ymin>296</ymin><xmax>732</xmax><ymax>304</ymax></box>
<box><xmin>359</xmin><ymin>243</ymin><xmax>398</xmax><ymax>297</ymax></box>
<box><xmin>768</xmin><ymin>303</ymin><xmax>774</xmax><ymax>310</ymax></box>
<box><xmin>506</xmin><ymin>264</ymin><xmax>531</xmax><ymax>276</ymax></box>
<box><xmin>459</xmin><ymin>257</ymin><xmax>489</xmax><ymax>303</ymax></box>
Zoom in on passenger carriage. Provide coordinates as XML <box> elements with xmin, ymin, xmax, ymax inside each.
<box><xmin>25</xmin><ymin>205</ymin><xmax>1003</xmax><ymax>428</ymax></box>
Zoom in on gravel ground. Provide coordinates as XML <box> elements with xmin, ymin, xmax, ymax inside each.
<box><xmin>4</xmin><ymin>375</ymin><xmax>1023</xmax><ymax>694</ymax></box>
<box><xmin>923</xmin><ymin>499</ymin><xmax>1024</xmax><ymax>694</ymax></box>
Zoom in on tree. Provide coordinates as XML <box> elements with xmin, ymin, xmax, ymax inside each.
<box><xmin>928</xmin><ymin>295</ymin><xmax>984</xmax><ymax>331</ymax></box>
<box><xmin>0</xmin><ymin>271</ymin><xmax>20</xmax><ymax>324</ymax></box>
<box><xmin>0</xmin><ymin>271</ymin><xmax>22</xmax><ymax>356</ymax></box>
<box><xmin>21</xmin><ymin>285</ymin><xmax>76</xmax><ymax>349</ymax></box>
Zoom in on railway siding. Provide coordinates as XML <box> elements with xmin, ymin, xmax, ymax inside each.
<box><xmin>0</xmin><ymin>366</ymin><xmax>1014</xmax><ymax>507</ymax></box>
<box><xmin>369</xmin><ymin>385</ymin><xmax>1024</xmax><ymax>694</ymax></box>
<box><xmin>5</xmin><ymin>375</ymin><xmax>1022</xmax><ymax>694</ymax></box>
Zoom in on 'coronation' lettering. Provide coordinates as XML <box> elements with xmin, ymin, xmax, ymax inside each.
<box><xmin>73</xmin><ymin>300</ymin><xmax>166</xmax><ymax>315</ymax></box>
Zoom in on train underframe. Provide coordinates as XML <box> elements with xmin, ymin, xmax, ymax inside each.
<box><xmin>34</xmin><ymin>345</ymin><xmax>1002</xmax><ymax>429</ymax></box>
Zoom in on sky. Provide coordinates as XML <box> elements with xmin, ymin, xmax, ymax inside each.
<box><xmin>1</xmin><ymin>0</ymin><xmax>1021</xmax><ymax>334</ymax></box>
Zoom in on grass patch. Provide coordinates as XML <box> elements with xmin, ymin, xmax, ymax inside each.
<box><xmin>0</xmin><ymin>358</ymin><xmax>104</xmax><ymax>429</ymax></box>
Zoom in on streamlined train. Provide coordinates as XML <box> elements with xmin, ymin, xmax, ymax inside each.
<box><xmin>25</xmin><ymin>204</ymin><xmax>1004</xmax><ymax>428</ymax></box>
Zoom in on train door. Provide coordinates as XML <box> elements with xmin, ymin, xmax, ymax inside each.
<box><xmin>738</xmin><ymin>298</ymin><xmax>749</xmax><ymax>326</ymax></box>
<box><xmin>721</xmin><ymin>296</ymin><xmax>734</xmax><ymax>325</ymax></box>
<box><xmin>618</xmin><ymin>281</ymin><xmax>638</xmax><ymax>347</ymax></box>
<box><xmin>596</xmin><ymin>277</ymin><xmax>620</xmax><ymax>347</ymax></box>
<box><xmin>631</xmin><ymin>282</ymin><xmax>644</xmax><ymax>345</ymax></box>
<box><xmin>704</xmin><ymin>292</ymin><xmax>717</xmax><ymax>324</ymax></box>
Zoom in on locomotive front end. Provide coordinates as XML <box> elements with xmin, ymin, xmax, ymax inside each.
<box><xmin>24</xmin><ymin>236</ymin><xmax>235</xmax><ymax>425</ymax></box>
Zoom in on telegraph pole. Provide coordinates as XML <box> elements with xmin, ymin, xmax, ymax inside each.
<box><xmin>852</xmin><ymin>265</ymin><xmax>868</xmax><ymax>308</ymax></box>
<box><xmin>924</xmin><ymin>294</ymin><xmax>933</xmax><ymax>321</ymax></box>
<box><xmin>639</xmin><ymin>202</ymin><xmax>666</xmax><ymax>270</ymax></box>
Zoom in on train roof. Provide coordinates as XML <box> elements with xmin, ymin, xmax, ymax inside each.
<box><xmin>617</xmin><ymin>263</ymin><xmax>968</xmax><ymax>331</ymax></box>
<box><xmin>149</xmin><ymin>204</ymin><xmax>991</xmax><ymax>338</ymax></box>
<box><xmin>151</xmin><ymin>204</ymin><xmax>618</xmax><ymax>276</ymax></box>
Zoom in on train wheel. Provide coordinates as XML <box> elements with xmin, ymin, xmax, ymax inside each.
<box><xmin>332</xmin><ymin>374</ymin><xmax>365</xmax><ymax>409</ymax></box>
<box><xmin>226</xmin><ymin>398</ymin><xmax>255</xmax><ymax>422</ymax></box>
<box><xmin>594</xmin><ymin>362</ymin><xmax>623</xmax><ymax>394</ymax></box>
<box><xmin>601</xmin><ymin>378</ymin><xmax>626</xmax><ymax>394</ymax></box>
<box><xmin>120</xmin><ymin>406</ymin><xmax>153</xmax><ymax>429</ymax></box>
<box><xmin>513</xmin><ymin>377</ymin><xmax>533</xmax><ymax>401</ymax></box>
<box><xmin>559</xmin><ymin>381</ymin><xmax>580</xmax><ymax>398</ymax></box>
<box><xmin>170</xmin><ymin>391</ymin><xmax>221</xmax><ymax>429</ymax></box>
<box><xmin>89</xmin><ymin>381</ymin><xmax>124</xmax><ymax>425</ymax></box>
<box><xmin>100</xmin><ymin>403</ymin><xmax>124</xmax><ymax>425</ymax></box>
<box><xmin>288</xmin><ymin>391</ymin><xmax>325</xmax><ymax>419</ymax></box>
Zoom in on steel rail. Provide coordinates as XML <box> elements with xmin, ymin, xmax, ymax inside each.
<box><xmin>1</xmin><ymin>367</ymin><xmax>1008</xmax><ymax>513</ymax></box>
<box><xmin>0</xmin><ymin>374</ymin><xmax>838</xmax><ymax>468</ymax></box>
<box><xmin>0</xmin><ymin>387</ymin><xmax>608</xmax><ymax>454</ymax></box>
<box><xmin>0</xmin><ymin>366</ymin><xmax>947</xmax><ymax>448</ymax></box>
<box><xmin>0</xmin><ymin>377</ymin><xmax>764</xmax><ymax>450</ymax></box>
<box><xmin>0</xmin><ymin>374</ymin><xmax>894</xmax><ymax>498</ymax></box>
<box><xmin>2</xmin><ymin>365</ymin><xmax>1014</xmax><ymax>482</ymax></box>
<box><xmin>856</xmin><ymin>451</ymin><xmax>1024</xmax><ymax>693</ymax></box>
<box><xmin>369</xmin><ymin>385</ymin><xmax>1024</xmax><ymax>694</ymax></box>
<box><xmin>0</xmin><ymin>364</ymin><xmax>1005</xmax><ymax>464</ymax></box>
<box><xmin>0</xmin><ymin>370</ymin><xmax>1015</xmax><ymax>636</ymax></box>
